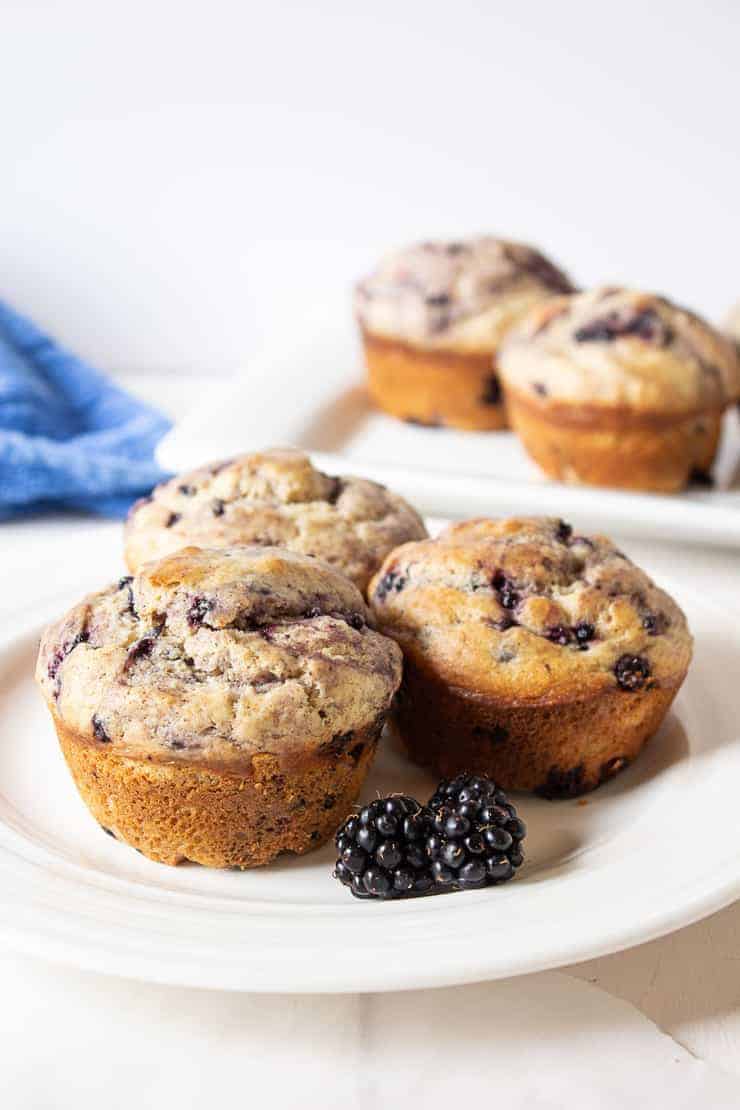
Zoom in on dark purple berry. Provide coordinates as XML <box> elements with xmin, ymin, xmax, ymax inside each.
<box><xmin>124</xmin><ymin>633</ymin><xmax>158</xmax><ymax>669</ymax></box>
<box><xmin>374</xmin><ymin>570</ymin><xmax>406</xmax><ymax>603</ymax></box>
<box><xmin>535</xmin><ymin>764</ymin><xmax>586</xmax><ymax>799</ymax></box>
<box><xmin>333</xmin><ymin>796</ymin><xmax>435</xmax><ymax>900</ymax></box>
<box><xmin>334</xmin><ymin>777</ymin><xmax>525</xmax><ymax>901</ymax></box>
<box><xmin>480</xmin><ymin>375</ymin><xmax>502</xmax><ymax>406</ymax></box>
<box><xmin>48</xmin><ymin>627</ymin><xmax>89</xmax><ymax>684</ymax></box>
<box><xmin>574</xmin><ymin>308</ymin><xmax>672</xmax><ymax>346</ymax></box>
<box><xmin>546</xmin><ymin>625</ymin><xmax>572</xmax><ymax>646</ymax></box>
<box><xmin>492</xmin><ymin>570</ymin><xmax>519</xmax><ymax>610</ymax></box>
<box><xmin>91</xmin><ymin>715</ymin><xmax>110</xmax><ymax>742</ymax></box>
<box><xmin>615</xmin><ymin>654</ymin><xmax>651</xmax><ymax>691</ymax></box>
<box><xmin>426</xmin><ymin>773</ymin><xmax>524</xmax><ymax>890</ymax></box>
<box><xmin>642</xmin><ymin>612</ymin><xmax>668</xmax><ymax>636</ymax></box>
<box><xmin>325</xmin><ymin>476</ymin><xmax>344</xmax><ymax>505</ymax></box>
<box><xmin>187</xmin><ymin>596</ymin><xmax>214</xmax><ymax>628</ymax></box>
<box><xmin>574</xmin><ymin>621</ymin><xmax>595</xmax><ymax>644</ymax></box>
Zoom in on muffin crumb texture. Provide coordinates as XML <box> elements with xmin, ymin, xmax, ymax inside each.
<box><xmin>124</xmin><ymin>448</ymin><xmax>427</xmax><ymax>592</ymax></box>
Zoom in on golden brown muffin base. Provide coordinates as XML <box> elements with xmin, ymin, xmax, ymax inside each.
<box><xmin>506</xmin><ymin>388</ymin><xmax>723</xmax><ymax>492</ymax></box>
<box><xmin>394</xmin><ymin>659</ymin><xmax>685</xmax><ymax>797</ymax></box>
<box><xmin>361</xmin><ymin>329</ymin><xmax>508</xmax><ymax>430</ymax></box>
<box><xmin>52</xmin><ymin>713</ymin><xmax>385</xmax><ymax>867</ymax></box>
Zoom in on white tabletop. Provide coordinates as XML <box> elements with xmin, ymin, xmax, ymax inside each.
<box><xmin>3</xmin><ymin>375</ymin><xmax>740</xmax><ymax>1107</ymax></box>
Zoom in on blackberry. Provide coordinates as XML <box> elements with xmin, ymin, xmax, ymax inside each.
<box><xmin>333</xmin><ymin>775</ymin><xmax>526</xmax><ymax>901</ymax></box>
<box><xmin>333</xmin><ymin>796</ymin><xmax>435</xmax><ymax>900</ymax></box>
<box><xmin>614</xmin><ymin>653</ymin><xmax>651</xmax><ymax>691</ymax></box>
<box><xmin>426</xmin><ymin>773</ymin><xmax>525</xmax><ymax>889</ymax></box>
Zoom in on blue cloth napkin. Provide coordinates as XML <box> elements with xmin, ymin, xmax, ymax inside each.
<box><xmin>0</xmin><ymin>301</ymin><xmax>171</xmax><ymax>519</ymax></box>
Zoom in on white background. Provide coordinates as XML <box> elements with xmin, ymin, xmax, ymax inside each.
<box><xmin>1</xmin><ymin>0</ymin><xmax>737</xmax><ymax>375</ymax></box>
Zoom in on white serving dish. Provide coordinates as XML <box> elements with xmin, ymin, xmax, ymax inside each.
<box><xmin>158</xmin><ymin>299</ymin><xmax>740</xmax><ymax>548</ymax></box>
<box><xmin>0</xmin><ymin>551</ymin><xmax>738</xmax><ymax>993</ymax></box>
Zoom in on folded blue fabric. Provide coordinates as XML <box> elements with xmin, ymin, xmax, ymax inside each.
<box><xmin>0</xmin><ymin>301</ymin><xmax>171</xmax><ymax>519</ymax></box>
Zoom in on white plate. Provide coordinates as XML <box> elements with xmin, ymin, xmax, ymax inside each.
<box><xmin>158</xmin><ymin>298</ymin><xmax>740</xmax><ymax>548</ymax></box>
<box><xmin>1</xmin><ymin>567</ymin><xmax>739</xmax><ymax>994</ymax></box>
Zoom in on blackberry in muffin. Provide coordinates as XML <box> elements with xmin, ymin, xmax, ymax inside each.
<box><xmin>36</xmin><ymin>545</ymin><xmax>402</xmax><ymax>866</ymax></box>
<box><xmin>369</xmin><ymin>517</ymin><xmax>692</xmax><ymax>797</ymax></box>
<box><xmin>498</xmin><ymin>287</ymin><xmax>740</xmax><ymax>492</ymax></box>
<box><xmin>124</xmin><ymin>448</ymin><xmax>427</xmax><ymax>595</ymax></box>
<box><xmin>355</xmin><ymin>237</ymin><xmax>575</xmax><ymax>431</ymax></box>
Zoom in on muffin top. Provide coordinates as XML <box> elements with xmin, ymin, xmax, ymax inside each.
<box><xmin>369</xmin><ymin>517</ymin><xmax>691</xmax><ymax>705</ymax></box>
<box><xmin>124</xmin><ymin>448</ymin><xmax>427</xmax><ymax>592</ymax></box>
<box><xmin>355</xmin><ymin>237</ymin><xmax>574</xmax><ymax>353</ymax></box>
<box><xmin>36</xmin><ymin>546</ymin><xmax>402</xmax><ymax>766</ymax></box>
<box><xmin>499</xmin><ymin>287</ymin><xmax>740</xmax><ymax>413</ymax></box>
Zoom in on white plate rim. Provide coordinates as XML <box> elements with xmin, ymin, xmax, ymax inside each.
<box><xmin>1</xmin><ymin>583</ymin><xmax>739</xmax><ymax>994</ymax></box>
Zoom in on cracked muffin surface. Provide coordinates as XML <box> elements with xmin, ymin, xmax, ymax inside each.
<box><xmin>498</xmin><ymin>288</ymin><xmax>739</xmax><ymax>491</ymax></box>
<box><xmin>368</xmin><ymin>517</ymin><xmax>692</xmax><ymax>795</ymax></box>
<box><xmin>499</xmin><ymin>287</ymin><xmax>740</xmax><ymax>412</ymax></box>
<box><xmin>124</xmin><ymin>448</ymin><xmax>427</xmax><ymax>593</ymax></box>
<box><xmin>369</xmin><ymin>517</ymin><xmax>692</xmax><ymax>703</ymax></box>
<box><xmin>355</xmin><ymin>236</ymin><xmax>574</xmax><ymax>353</ymax></box>
<box><xmin>37</xmin><ymin>545</ymin><xmax>403</xmax><ymax>767</ymax></box>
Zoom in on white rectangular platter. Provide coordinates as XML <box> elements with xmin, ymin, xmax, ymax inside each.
<box><xmin>158</xmin><ymin>299</ymin><xmax>740</xmax><ymax>548</ymax></box>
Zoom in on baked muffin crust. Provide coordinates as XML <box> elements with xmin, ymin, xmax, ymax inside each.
<box><xmin>370</xmin><ymin>517</ymin><xmax>691</xmax><ymax>704</ymax></box>
<box><xmin>355</xmin><ymin>237</ymin><xmax>574</xmax><ymax>353</ymax></box>
<box><xmin>499</xmin><ymin>287</ymin><xmax>740</xmax><ymax>413</ymax></box>
<box><xmin>369</xmin><ymin>517</ymin><xmax>691</xmax><ymax>796</ymax></box>
<box><xmin>37</xmin><ymin>545</ymin><xmax>402</xmax><ymax>768</ymax></box>
<box><xmin>124</xmin><ymin>449</ymin><xmax>427</xmax><ymax>592</ymax></box>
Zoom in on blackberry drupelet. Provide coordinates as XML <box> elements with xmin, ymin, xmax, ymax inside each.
<box><xmin>426</xmin><ymin>773</ymin><xmax>525</xmax><ymax>889</ymax></box>
<box><xmin>333</xmin><ymin>795</ymin><xmax>435</xmax><ymax>900</ymax></box>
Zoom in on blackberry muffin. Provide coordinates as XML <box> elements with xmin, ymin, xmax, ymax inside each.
<box><xmin>355</xmin><ymin>237</ymin><xmax>575</xmax><ymax>430</ymax></box>
<box><xmin>124</xmin><ymin>448</ymin><xmax>426</xmax><ymax>595</ymax></box>
<box><xmin>369</xmin><ymin>517</ymin><xmax>692</xmax><ymax>797</ymax></box>
<box><xmin>36</xmin><ymin>545</ymin><xmax>402</xmax><ymax>867</ymax></box>
<box><xmin>499</xmin><ymin>287</ymin><xmax>740</xmax><ymax>492</ymax></box>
